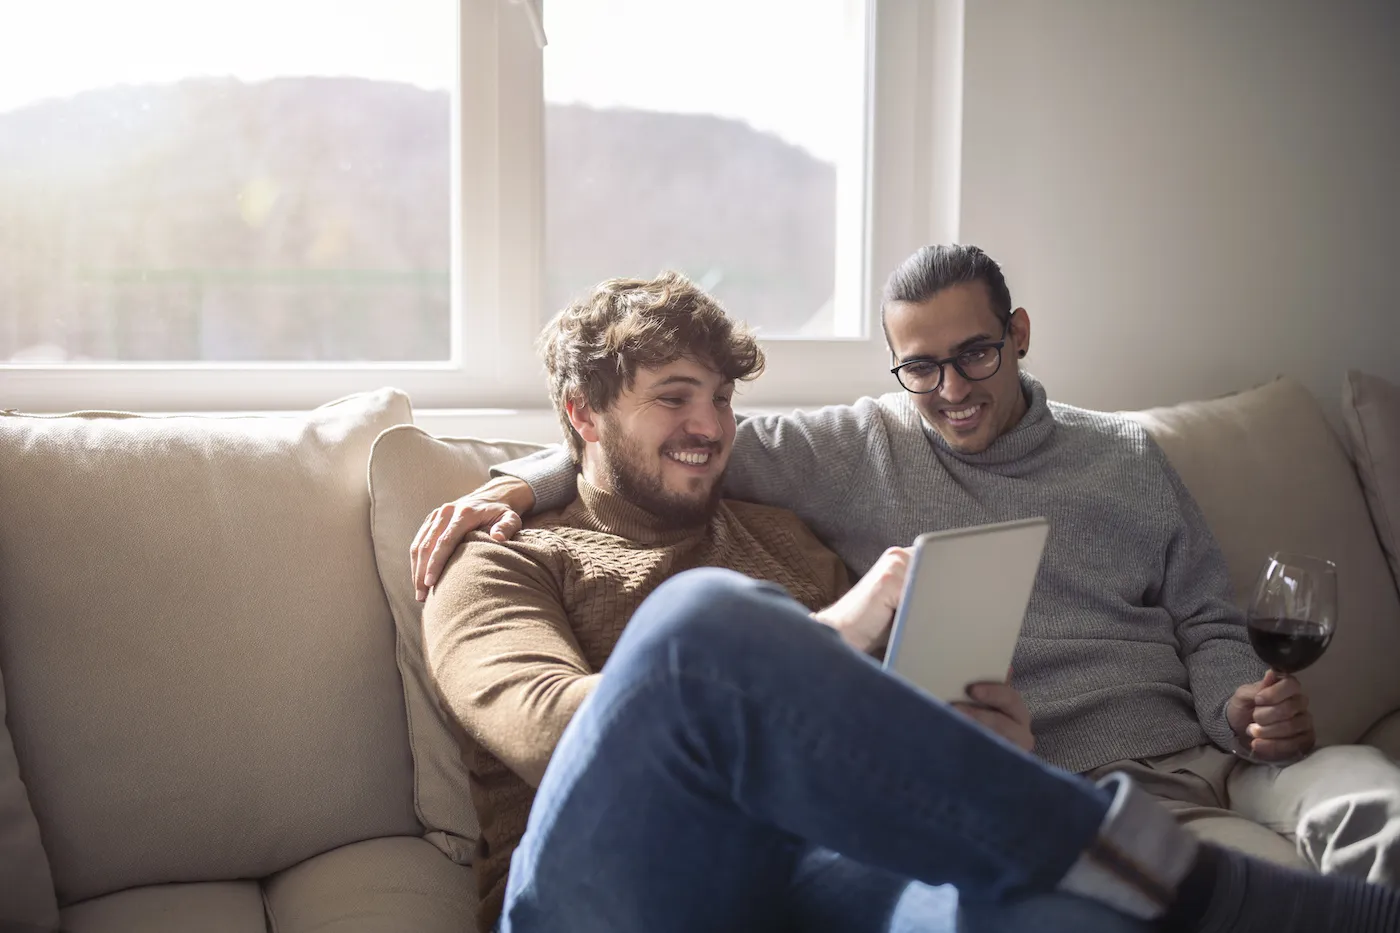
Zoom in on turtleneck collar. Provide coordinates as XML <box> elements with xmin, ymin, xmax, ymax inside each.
<box><xmin>912</xmin><ymin>371</ymin><xmax>1057</xmax><ymax>466</ymax></box>
<box><xmin>569</xmin><ymin>474</ymin><xmax>712</xmax><ymax>546</ymax></box>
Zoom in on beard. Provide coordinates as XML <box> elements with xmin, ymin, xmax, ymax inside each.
<box><xmin>600</xmin><ymin>430</ymin><xmax>724</xmax><ymax>530</ymax></box>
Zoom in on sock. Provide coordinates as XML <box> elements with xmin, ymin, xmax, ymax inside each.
<box><xmin>1057</xmin><ymin>773</ymin><xmax>1200</xmax><ymax>920</ymax></box>
<box><xmin>1161</xmin><ymin>842</ymin><xmax>1400</xmax><ymax>933</ymax></box>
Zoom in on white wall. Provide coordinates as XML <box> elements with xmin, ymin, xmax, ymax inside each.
<box><xmin>959</xmin><ymin>0</ymin><xmax>1400</xmax><ymax>413</ymax></box>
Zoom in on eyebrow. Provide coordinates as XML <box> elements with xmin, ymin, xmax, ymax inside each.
<box><xmin>646</xmin><ymin>375</ymin><xmax>706</xmax><ymax>390</ymax></box>
<box><xmin>898</xmin><ymin>332</ymin><xmax>998</xmax><ymax>364</ymax></box>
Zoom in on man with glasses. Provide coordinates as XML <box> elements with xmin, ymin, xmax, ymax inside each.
<box><xmin>413</xmin><ymin>244</ymin><xmax>1400</xmax><ymax>893</ymax></box>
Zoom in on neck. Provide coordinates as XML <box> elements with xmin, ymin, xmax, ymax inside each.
<box><xmin>579</xmin><ymin>447</ymin><xmax>612</xmax><ymax>494</ymax></box>
<box><xmin>573</xmin><ymin>475</ymin><xmax>712</xmax><ymax>543</ymax></box>
<box><xmin>1003</xmin><ymin>380</ymin><xmax>1031</xmax><ymax>435</ymax></box>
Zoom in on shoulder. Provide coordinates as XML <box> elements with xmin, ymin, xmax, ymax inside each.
<box><xmin>443</xmin><ymin>528</ymin><xmax>554</xmax><ymax>581</ymax></box>
<box><xmin>1048</xmin><ymin>400</ymin><xmax>1158</xmax><ymax>458</ymax></box>
<box><xmin>739</xmin><ymin>396</ymin><xmax>889</xmax><ymax>442</ymax></box>
<box><xmin>440</xmin><ymin>514</ymin><xmax>581</xmax><ymax>590</ymax></box>
<box><xmin>1045</xmin><ymin>401</ymin><xmax>1186</xmax><ymax>509</ymax></box>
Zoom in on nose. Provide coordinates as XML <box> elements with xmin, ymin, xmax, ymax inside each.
<box><xmin>686</xmin><ymin>401</ymin><xmax>724</xmax><ymax>441</ymax></box>
<box><xmin>938</xmin><ymin>365</ymin><xmax>972</xmax><ymax>403</ymax></box>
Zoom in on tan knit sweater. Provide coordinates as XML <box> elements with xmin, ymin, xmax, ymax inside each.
<box><xmin>422</xmin><ymin>476</ymin><xmax>850</xmax><ymax>930</ymax></box>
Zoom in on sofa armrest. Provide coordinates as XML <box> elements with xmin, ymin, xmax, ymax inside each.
<box><xmin>1361</xmin><ymin>709</ymin><xmax>1400</xmax><ymax>760</ymax></box>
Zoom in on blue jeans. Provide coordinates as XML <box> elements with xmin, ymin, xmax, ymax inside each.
<box><xmin>499</xmin><ymin>569</ymin><xmax>1152</xmax><ymax>933</ymax></box>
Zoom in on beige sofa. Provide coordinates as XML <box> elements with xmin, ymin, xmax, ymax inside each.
<box><xmin>2</xmin><ymin>373</ymin><xmax>1399</xmax><ymax>931</ymax></box>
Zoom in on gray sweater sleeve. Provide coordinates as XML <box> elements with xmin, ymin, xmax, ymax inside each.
<box><xmin>1155</xmin><ymin>450</ymin><xmax>1267</xmax><ymax>752</ymax></box>
<box><xmin>490</xmin><ymin>445</ymin><xmax>578</xmax><ymax>513</ymax></box>
<box><xmin>491</xmin><ymin>404</ymin><xmax>876</xmax><ymax>522</ymax></box>
<box><xmin>720</xmin><ymin>404</ymin><xmax>873</xmax><ymax>524</ymax></box>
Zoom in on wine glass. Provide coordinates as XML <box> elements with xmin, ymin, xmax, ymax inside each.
<box><xmin>1243</xmin><ymin>552</ymin><xmax>1337</xmax><ymax>764</ymax></box>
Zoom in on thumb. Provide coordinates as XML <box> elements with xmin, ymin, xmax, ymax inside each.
<box><xmin>1261</xmin><ymin>669</ymin><xmax>1281</xmax><ymax>689</ymax></box>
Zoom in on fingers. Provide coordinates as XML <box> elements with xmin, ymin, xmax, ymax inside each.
<box><xmin>965</xmin><ymin>682</ymin><xmax>1031</xmax><ymax>727</ymax></box>
<box><xmin>412</xmin><ymin>506</ymin><xmax>452</xmax><ymax>601</ymax></box>
<box><xmin>952</xmin><ymin>702</ymin><xmax>1035</xmax><ymax>753</ymax></box>
<box><xmin>423</xmin><ymin>516</ymin><xmax>468</xmax><ymax>591</ymax></box>
<box><xmin>1247</xmin><ymin>678</ymin><xmax>1316</xmax><ymax>759</ymax></box>
<box><xmin>1250</xmin><ymin>730</ymin><xmax>1316</xmax><ymax>761</ymax></box>
<box><xmin>857</xmin><ymin>547</ymin><xmax>913</xmax><ymax>610</ymax></box>
<box><xmin>1248</xmin><ymin>711</ymin><xmax>1313</xmax><ymax>741</ymax></box>
<box><xmin>488</xmin><ymin>509</ymin><xmax>523</xmax><ymax>543</ymax></box>
<box><xmin>1254</xmin><ymin>673</ymin><xmax>1303</xmax><ymax>707</ymax></box>
<box><xmin>1253</xmin><ymin>693</ymin><xmax>1308</xmax><ymax>726</ymax></box>
<box><xmin>421</xmin><ymin>500</ymin><xmax>514</xmax><ymax>591</ymax></box>
<box><xmin>875</xmin><ymin>546</ymin><xmax>912</xmax><ymax>583</ymax></box>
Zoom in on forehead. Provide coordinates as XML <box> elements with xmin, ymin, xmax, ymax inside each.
<box><xmin>631</xmin><ymin>356</ymin><xmax>727</xmax><ymax>390</ymax></box>
<box><xmin>885</xmin><ymin>282</ymin><xmax>1003</xmax><ymax>353</ymax></box>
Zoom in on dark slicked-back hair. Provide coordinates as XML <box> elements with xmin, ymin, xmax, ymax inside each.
<box><xmin>880</xmin><ymin>244</ymin><xmax>1013</xmax><ymax>344</ymax></box>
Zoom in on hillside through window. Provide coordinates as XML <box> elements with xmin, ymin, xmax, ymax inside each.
<box><xmin>1</xmin><ymin>0</ymin><xmax>869</xmax><ymax>368</ymax></box>
<box><xmin>544</xmin><ymin>0</ymin><xmax>867</xmax><ymax>338</ymax></box>
<box><xmin>0</xmin><ymin>0</ymin><xmax>456</xmax><ymax>363</ymax></box>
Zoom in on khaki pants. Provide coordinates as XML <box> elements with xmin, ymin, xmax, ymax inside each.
<box><xmin>1087</xmin><ymin>744</ymin><xmax>1400</xmax><ymax>884</ymax></box>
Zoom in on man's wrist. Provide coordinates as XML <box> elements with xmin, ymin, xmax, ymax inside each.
<box><xmin>477</xmin><ymin>475</ymin><xmax>536</xmax><ymax>514</ymax></box>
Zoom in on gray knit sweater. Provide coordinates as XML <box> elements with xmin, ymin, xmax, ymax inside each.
<box><xmin>496</xmin><ymin>373</ymin><xmax>1266</xmax><ymax>774</ymax></box>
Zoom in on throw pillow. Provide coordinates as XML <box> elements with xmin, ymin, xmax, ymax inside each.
<box><xmin>367</xmin><ymin>426</ymin><xmax>544</xmax><ymax>862</ymax></box>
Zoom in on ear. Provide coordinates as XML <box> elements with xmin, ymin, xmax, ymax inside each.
<box><xmin>1010</xmin><ymin>307</ymin><xmax>1031</xmax><ymax>359</ymax></box>
<box><xmin>565</xmin><ymin>396</ymin><xmax>602</xmax><ymax>444</ymax></box>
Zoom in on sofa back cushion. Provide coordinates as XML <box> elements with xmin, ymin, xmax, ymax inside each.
<box><xmin>0</xmin><ymin>664</ymin><xmax>60</xmax><ymax>928</ymax></box>
<box><xmin>1342</xmin><ymin>371</ymin><xmax>1400</xmax><ymax>593</ymax></box>
<box><xmin>367</xmin><ymin>426</ymin><xmax>545</xmax><ymax>861</ymax></box>
<box><xmin>0</xmin><ymin>391</ymin><xmax>421</xmax><ymax>905</ymax></box>
<box><xmin>1127</xmin><ymin>378</ymin><xmax>1400</xmax><ymax>747</ymax></box>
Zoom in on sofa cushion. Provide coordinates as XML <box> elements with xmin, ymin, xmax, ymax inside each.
<box><xmin>1126</xmin><ymin>378</ymin><xmax>1400</xmax><ymax>747</ymax></box>
<box><xmin>367</xmin><ymin>427</ymin><xmax>544</xmax><ymax>861</ymax></box>
<box><xmin>0</xmin><ymin>391</ymin><xmax>420</xmax><ymax>906</ymax></box>
<box><xmin>60</xmin><ymin>881</ymin><xmax>265</xmax><ymax>933</ymax></box>
<box><xmin>263</xmin><ymin>835</ymin><xmax>478</xmax><ymax>933</ymax></box>
<box><xmin>1342</xmin><ymin>370</ymin><xmax>1400</xmax><ymax>593</ymax></box>
<box><xmin>0</xmin><ymin>665</ymin><xmax>60</xmax><ymax>930</ymax></box>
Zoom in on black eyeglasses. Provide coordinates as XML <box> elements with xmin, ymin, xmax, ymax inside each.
<box><xmin>889</xmin><ymin>321</ymin><xmax>1010</xmax><ymax>395</ymax></box>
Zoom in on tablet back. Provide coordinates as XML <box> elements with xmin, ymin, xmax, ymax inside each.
<box><xmin>884</xmin><ymin>517</ymin><xmax>1050</xmax><ymax>702</ymax></box>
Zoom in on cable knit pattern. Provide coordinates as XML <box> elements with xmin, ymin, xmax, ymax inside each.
<box><xmin>501</xmin><ymin>374</ymin><xmax>1267</xmax><ymax>776</ymax></box>
<box><xmin>422</xmin><ymin>477</ymin><xmax>848</xmax><ymax>931</ymax></box>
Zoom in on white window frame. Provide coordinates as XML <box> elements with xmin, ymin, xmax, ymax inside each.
<box><xmin>2</xmin><ymin>0</ymin><xmax>962</xmax><ymax>414</ymax></box>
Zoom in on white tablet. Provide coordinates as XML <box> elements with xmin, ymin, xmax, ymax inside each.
<box><xmin>883</xmin><ymin>517</ymin><xmax>1050</xmax><ymax>702</ymax></box>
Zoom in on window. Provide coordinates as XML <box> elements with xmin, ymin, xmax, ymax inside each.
<box><xmin>0</xmin><ymin>0</ymin><xmax>456</xmax><ymax>365</ymax></box>
<box><xmin>2</xmin><ymin>0</ymin><xmax>955</xmax><ymax>412</ymax></box>
<box><xmin>544</xmin><ymin>0</ymin><xmax>867</xmax><ymax>339</ymax></box>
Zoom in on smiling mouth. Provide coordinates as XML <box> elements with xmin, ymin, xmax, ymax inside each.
<box><xmin>665</xmin><ymin>450</ymin><xmax>712</xmax><ymax>466</ymax></box>
<box><xmin>939</xmin><ymin>404</ymin><xmax>984</xmax><ymax>428</ymax></box>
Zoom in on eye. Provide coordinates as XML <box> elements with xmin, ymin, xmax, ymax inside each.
<box><xmin>903</xmin><ymin>360</ymin><xmax>939</xmax><ymax>377</ymax></box>
<box><xmin>657</xmin><ymin>397</ymin><xmax>684</xmax><ymax>407</ymax></box>
<box><xmin>714</xmin><ymin>395</ymin><xmax>733</xmax><ymax>409</ymax></box>
<box><xmin>958</xmin><ymin>347</ymin><xmax>991</xmax><ymax>365</ymax></box>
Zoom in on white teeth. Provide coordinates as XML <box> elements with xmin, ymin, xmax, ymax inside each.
<box><xmin>945</xmin><ymin>406</ymin><xmax>980</xmax><ymax>420</ymax></box>
<box><xmin>667</xmin><ymin>451</ymin><xmax>710</xmax><ymax>465</ymax></box>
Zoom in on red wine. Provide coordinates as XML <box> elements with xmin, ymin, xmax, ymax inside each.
<box><xmin>1247</xmin><ymin>618</ymin><xmax>1332</xmax><ymax>673</ymax></box>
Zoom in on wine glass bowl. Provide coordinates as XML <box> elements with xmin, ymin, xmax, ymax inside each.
<box><xmin>1246</xmin><ymin>552</ymin><xmax>1337</xmax><ymax>676</ymax></box>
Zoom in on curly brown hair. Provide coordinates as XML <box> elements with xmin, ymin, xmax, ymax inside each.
<box><xmin>538</xmin><ymin>271</ymin><xmax>765</xmax><ymax>461</ymax></box>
